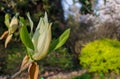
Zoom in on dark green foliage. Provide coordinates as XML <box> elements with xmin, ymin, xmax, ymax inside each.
<box><xmin>40</xmin><ymin>47</ymin><xmax>73</xmax><ymax>70</ymax></box>
<box><xmin>79</xmin><ymin>38</ymin><xmax>120</xmax><ymax>73</ymax></box>
<box><xmin>79</xmin><ymin>0</ymin><xmax>93</xmax><ymax>14</ymax></box>
<box><xmin>0</xmin><ymin>42</ymin><xmax>26</xmax><ymax>74</ymax></box>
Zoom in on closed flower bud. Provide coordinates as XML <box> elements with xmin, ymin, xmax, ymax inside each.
<box><xmin>9</xmin><ymin>16</ymin><xmax>18</xmax><ymax>34</ymax></box>
<box><xmin>32</xmin><ymin>13</ymin><xmax>52</xmax><ymax>60</ymax></box>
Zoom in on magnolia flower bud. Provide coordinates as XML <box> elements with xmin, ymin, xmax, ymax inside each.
<box><xmin>9</xmin><ymin>16</ymin><xmax>18</xmax><ymax>34</ymax></box>
<box><xmin>32</xmin><ymin>13</ymin><xmax>52</xmax><ymax>60</ymax></box>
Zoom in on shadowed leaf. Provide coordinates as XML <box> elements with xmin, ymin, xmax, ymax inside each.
<box><xmin>4</xmin><ymin>13</ymin><xmax>10</xmax><ymax>28</ymax></box>
<box><xmin>20</xmin><ymin>17</ymin><xmax>34</xmax><ymax>50</ymax></box>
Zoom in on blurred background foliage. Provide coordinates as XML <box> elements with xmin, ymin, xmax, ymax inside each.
<box><xmin>79</xmin><ymin>0</ymin><xmax>93</xmax><ymax>14</ymax></box>
<box><xmin>0</xmin><ymin>0</ymin><xmax>113</xmax><ymax>77</ymax></box>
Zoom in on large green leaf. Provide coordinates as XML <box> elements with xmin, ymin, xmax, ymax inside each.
<box><xmin>20</xmin><ymin>17</ymin><xmax>34</xmax><ymax>50</ymax></box>
<box><xmin>4</xmin><ymin>13</ymin><xmax>10</xmax><ymax>28</ymax></box>
<box><xmin>49</xmin><ymin>28</ymin><xmax>70</xmax><ymax>52</ymax></box>
<box><xmin>54</xmin><ymin>28</ymin><xmax>70</xmax><ymax>50</ymax></box>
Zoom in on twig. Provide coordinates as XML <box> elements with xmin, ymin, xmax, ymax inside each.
<box><xmin>10</xmin><ymin>61</ymin><xmax>31</xmax><ymax>79</ymax></box>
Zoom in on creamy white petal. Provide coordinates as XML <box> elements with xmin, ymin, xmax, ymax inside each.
<box><xmin>33</xmin><ymin>23</ymin><xmax>52</xmax><ymax>60</ymax></box>
<box><xmin>39</xmin><ymin>19</ymin><xmax>48</xmax><ymax>34</ymax></box>
<box><xmin>36</xmin><ymin>17</ymin><xmax>43</xmax><ymax>31</ymax></box>
<box><xmin>44</xmin><ymin>12</ymin><xmax>48</xmax><ymax>23</ymax></box>
<box><xmin>32</xmin><ymin>30</ymin><xmax>40</xmax><ymax>50</ymax></box>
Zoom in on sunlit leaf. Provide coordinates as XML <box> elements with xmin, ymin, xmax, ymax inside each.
<box><xmin>28</xmin><ymin>62</ymin><xmax>39</xmax><ymax>79</ymax></box>
<box><xmin>20</xmin><ymin>17</ymin><xmax>34</xmax><ymax>50</ymax></box>
<box><xmin>49</xmin><ymin>28</ymin><xmax>70</xmax><ymax>52</ymax></box>
<box><xmin>4</xmin><ymin>13</ymin><xmax>10</xmax><ymax>28</ymax></box>
<box><xmin>19</xmin><ymin>17</ymin><xmax>26</xmax><ymax>26</ymax></box>
<box><xmin>55</xmin><ymin>29</ymin><xmax>70</xmax><ymax>50</ymax></box>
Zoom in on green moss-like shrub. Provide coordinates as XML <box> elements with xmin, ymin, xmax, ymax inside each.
<box><xmin>79</xmin><ymin>38</ymin><xmax>120</xmax><ymax>73</ymax></box>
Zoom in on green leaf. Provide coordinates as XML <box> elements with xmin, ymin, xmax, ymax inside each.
<box><xmin>49</xmin><ymin>28</ymin><xmax>70</xmax><ymax>52</ymax></box>
<box><xmin>55</xmin><ymin>28</ymin><xmax>70</xmax><ymax>50</ymax></box>
<box><xmin>19</xmin><ymin>17</ymin><xmax>26</xmax><ymax>26</ymax></box>
<box><xmin>20</xmin><ymin>17</ymin><xmax>34</xmax><ymax>50</ymax></box>
<box><xmin>4</xmin><ymin>13</ymin><xmax>10</xmax><ymax>28</ymax></box>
